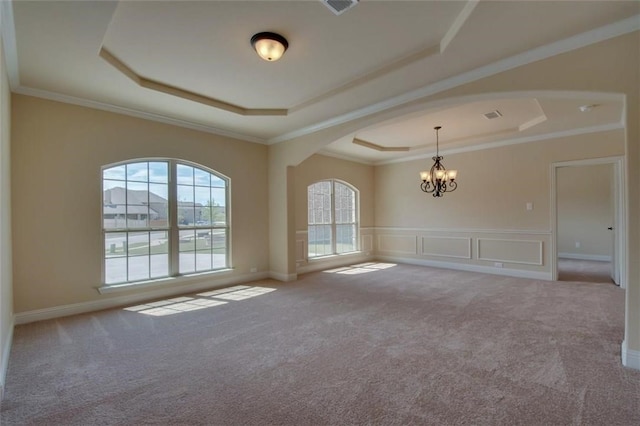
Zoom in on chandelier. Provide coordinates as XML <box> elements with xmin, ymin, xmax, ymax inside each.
<box><xmin>419</xmin><ymin>126</ymin><xmax>458</xmax><ymax>197</ymax></box>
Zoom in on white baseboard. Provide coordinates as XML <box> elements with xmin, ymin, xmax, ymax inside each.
<box><xmin>0</xmin><ymin>317</ymin><xmax>14</xmax><ymax>400</ymax></box>
<box><xmin>376</xmin><ymin>255</ymin><xmax>552</xmax><ymax>281</ymax></box>
<box><xmin>15</xmin><ymin>271</ymin><xmax>271</xmax><ymax>325</ymax></box>
<box><xmin>297</xmin><ymin>252</ymin><xmax>374</xmax><ymax>275</ymax></box>
<box><xmin>558</xmin><ymin>253</ymin><xmax>612</xmax><ymax>262</ymax></box>
<box><xmin>622</xmin><ymin>340</ymin><xmax>640</xmax><ymax>370</ymax></box>
<box><xmin>268</xmin><ymin>271</ymin><xmax>298</xmax><ymax>282</ymax></box>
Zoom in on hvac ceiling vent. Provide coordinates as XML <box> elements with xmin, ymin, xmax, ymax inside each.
<box><xmin>321</xmin><ymin>0</ymin><xmax>359</xmax><ymax>16</ymax></box>
<box><xmin>483</xmin><ymin>110</ymin><xmax>503</xmax><ymax>120</ymax></box>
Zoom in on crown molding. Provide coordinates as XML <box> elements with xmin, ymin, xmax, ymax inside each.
<box><xmin>440</xmin><ymin>0</ymin><xmax>479</xmax><ymax>53</ymax></box>
<box><xmin>13</xmin><ymin>86</ymin><xmax>268</xmax><ymax>144</ymax></box>
<box><xmin>268</xmin><ymin>14</ymin><xmax>640</xmax><ymax>144</ymax></box>
<box><xmin>315</xmin><ymin>149</ymin><xmax>374</xmax><ymax>166</ymax></box>
<box><xmin>374</xmin><ymin>122</ymin><xmax>625</xmax><ymax>166</ymax></box>
<box><xmin>99</xmin><ymin>1</ymin><xmax>476</xmax><ymax>117</ymax></box>
<box><xmin>0</xmin><ymin>0</ymin><xmax>19</xmax><ymax>90</ymax></box>
<box><xmin>3</xmin><ymin>6</ymin><xmax>637</xmax><ymax>150</ymax></box>
<box><xmin>100</xmin><ymin>48</ymin><xmax>288</xmax><ymax>117</ymax></box>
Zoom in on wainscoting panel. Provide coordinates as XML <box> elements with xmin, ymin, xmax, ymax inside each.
<box><xmin>377</xmin><ymin>235</ymin><xmax>418</xmax><ymax>255</ymax></box>
<box><xmin>477</xmin><ymin>238</ymin><xmax>543</xmax><ymax>265</ymax></box>
<box><xmin>421</xmin><ymin>236</ymin><xmax>472</xmax><ymax>259</ymax></box>
<box><xmin>361</xmin><ymin>234</ymin><xmax>373</xmax><ymax>252</ymax></box>
<box><xmin>295</xmin><ymin>239</ymin><xmax>306</xmax><ymax>263</ymax></box>
<box><xmin>372</xmin><ymin>227</ymin><xmax>551</xmax><ymax>280</ymax></box>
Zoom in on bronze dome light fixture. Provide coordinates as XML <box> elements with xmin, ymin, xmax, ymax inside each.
<box><xmin>419</xmin><ymin>126</ymin><xmax>458</xmax><ymax>197</ymax></box>
<box><xmin>251</xmin><ymin>32</ymin><xmax>289</xmax><ymax>61</ymax></box>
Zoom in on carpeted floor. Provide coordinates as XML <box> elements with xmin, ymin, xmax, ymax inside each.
<box><xmin>558</xmin><ymin>258</ymin><xmax>614</xmax><ymax>284</ymax></box>
<box><xmin>2</xmin><ymin>263</ymin><xmax>639</xmax><ymax>425</ymax></box>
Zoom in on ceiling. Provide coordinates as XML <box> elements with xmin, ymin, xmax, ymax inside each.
<box><xmin>6</xmin><ymin>1</ymin><xmax>639</xmax><ymax>163</ymax></box>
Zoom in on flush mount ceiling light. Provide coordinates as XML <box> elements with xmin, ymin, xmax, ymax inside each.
<box><xmin>251</xmin><ymin>32</ymin><xmax>289</xmax><ymax>62</ymax></box>
<box><xmin>419</xmin><ymin>126</ymin><xmax>458</xmax><ymax>198</ymax></box>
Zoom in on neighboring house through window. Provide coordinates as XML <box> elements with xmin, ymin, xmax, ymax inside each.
<box><xmin>307</xmin><ymin>180</ymin><xmax>358</xmax><ymax>258</ymax></box>
<box><xmin>102</xmin><ymin>160</ymin><xmax>229</xmax><ymax>284</ymax></box>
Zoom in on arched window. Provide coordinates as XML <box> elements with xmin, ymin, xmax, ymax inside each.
<box><xmin>307</xmin><ymin>180</ymin><xmax>358</xmax><ymax>258</ymax></box>
<box><xmin>102</xmin><ymin>160</ymin><xmax>229</xmax><ymax>284</ymax></box>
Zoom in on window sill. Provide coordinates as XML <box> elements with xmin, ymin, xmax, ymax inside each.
<box><xmin>308</xmin><ymin>251</ymin><xmax>363</xmax><ymax>262</ymax></box>
<box><xmin>97</xmin><ymin>268</ymin><xmax>235</xmax><ymax>294</ymax></box>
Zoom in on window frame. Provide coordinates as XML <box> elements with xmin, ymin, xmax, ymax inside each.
<box><xmin>307</xmin><ymin>179</ymin><xmax>359</xmax><ymax>259</ymax></box>
<box><xmin>101</xmin><ymin>158</ymin><xmax>230</xmax><ymax>286</ymax></box>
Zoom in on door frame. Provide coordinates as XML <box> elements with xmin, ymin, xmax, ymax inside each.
<box><xmin>550</xmin><ymin>156</ymin><xmax>626</xmax><ymax>287</ymax></box>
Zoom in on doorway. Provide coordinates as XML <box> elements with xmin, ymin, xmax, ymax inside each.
<box><xmin>551</xmin><ymin>157</ymin><xmax>626</xmax><ymax>287</ymax></box>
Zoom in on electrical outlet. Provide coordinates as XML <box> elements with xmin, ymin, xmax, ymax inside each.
<box><xmin>526</xmin><ymin>202</ymin><xmax>533</xmax><ymax>211</ymax></box>
<box><xmin>575</xmin><ymin>242</ymin><xmax>581</xmax><ymax>248</ymax></box>
<box><xmin>250</xmin><ymin>267</ymin><xmax>257</xmax><ymax>273</ymax></box>
<box><xmin>494</xmin><ymin>262</ymin><xmax>503</xmax><ymax>268</ymax></box>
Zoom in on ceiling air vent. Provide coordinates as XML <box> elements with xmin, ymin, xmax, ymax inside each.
<box><xmin>483</xmin><ymin>110</ymin><xmax>503</xmax><ymax>120</ymax></box>
<box><xmin>321</xmin><ymin>0</ymin><xmax>359</xmax><ymax>16</ymax></box>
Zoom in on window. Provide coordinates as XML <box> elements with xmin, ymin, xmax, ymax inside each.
<box><xmin>308</xmin><ymin>180</ymin><xmax>358</xmax><ymax>258</ymax></box>
<box><xmin>102</xmin><ymin>160</ymin><xmax>229</xmax><ymax>285</ymax></box>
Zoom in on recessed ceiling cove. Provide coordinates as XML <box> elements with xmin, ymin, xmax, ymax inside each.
<box><xmin>100</xmin><ymin>1</ymin><xmax>466</xmax><ymax>114</ymax></box>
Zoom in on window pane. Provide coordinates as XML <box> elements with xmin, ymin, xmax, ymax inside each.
<box><xmin>150</xmin><ymin>254</ymin><xmax>169</xmax><ymax>278</ymax></box>
<box><xmin>105</xmin><ymin>257</ymin><xmax>127</xmax><ymax>284</ymax></box>
<box><xmin>128</xmin><ymin>255</ymin><xmax>150</xmax><ymax>282</ymax></box>
<box><xmin>179</xmin><ymin>229</ymin><xmax>196</xmax><ymax>274</ymax></box>
<box><xmin>149</xmin><ymin>230</ymin><xmax>169</xmax><ymax>279</ymax></box>
<box><xmin>209</xmin><ymin>229</ymin><xmax>227</xmax><ymax>269</ymax></box>
<box><xmin>126</xmin><ymin>163</ymin><xmax>148</xmax><ymax>182</ymax></box>
<box><xmin>149</xmin><ymin>183</ymin><xmax>169</xmax><ymax>228</ymax></box>
<box><xmin>105</xmin><ymin>232</ymin><xmax>127</xmax><ymax>257</ymax></box>
<box><xmin>128</xmin><ymin>232</ymin><xmax>149</xmax><ymax>256</ymax></box>
<box><xmin>103</xmin><ymin>165</ymin><xmax>126</xmax><ymax>180</ymax></box>
<box><xmin>308</xmin><ymin>224</ymin><xmax>332</xmax><ymax>257</ymax></box>
<box><xmin>179</xmin><ymin>252</ymin><xmax>195</xmax><ymax>274</ymax></box>
<box><xmin>196</xmin><ymin>246</ymin><xmax>212</xmax><ymax>272</ymax></box>
<box><xmin>211</xmin><ymin>175</ymin><xmax>226</xmax><ymax>188</ymax></box>
<box><xmin>194</xmin><ymin>187</ymin><xmax>211</xmax><ymax>225</ymax></box>
<box><xmin>128</xmin><ymin>232</ymin><xmax>150</xmax><ymax>282</ymax></box>
<box><xmin>211</xmin><ymin>187</ymin><xmax>226</xmax><ymax>224</ymax></box>
<box><xmin>148</xmin><ymin>162</ymin><xmax>168</xmax><ymax>183</ymax></box>
<box><xmin>194</xmin><ymin>168</ymin><xmax>210</xmax><ymax>186</ymax></box>
<box><xmin>103</xmin><ymin>179</ymin><xmax>124</xmax><ymax>192</ymax></box>
<box><xmin>336</xmin><ymin>224</ymin><xmax>356</xmax><ymax>254</ymax></box>
<box><xmin>150</xmin><ymin>231</ymin><xmax>168</xmax><ymax>254</ymax></box>
<box><xmin>178</xmin><ymin>185</ymin><xmax>195</xmax><ymax>226</ymax></box>
<box><xmin>177</xmin><ymin>164</ymin><xmax>194</xmax><ymax>185</ymax></box>
<box><xmin>103</xmin><ymin>204</ymin><xmax>126</xmax><ymax>229</ymax></box>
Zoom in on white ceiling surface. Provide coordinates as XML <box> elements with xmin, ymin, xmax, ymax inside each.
<box><xmin>9</xmin><ymin>1</ymin><xmax>639</xmax><ymax>161</ymax></box>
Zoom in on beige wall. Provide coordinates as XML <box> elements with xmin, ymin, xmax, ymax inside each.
<box><xmin>11</xmin><ymin>95</ymin><xmax>269</xmax><ymax>313</ymax></box>
<box><xmin>372</xmin><ymin>131</ymin><xmax>623</xmax><ymax>276</ymax></box>
<box><xmin>375</xmin><ymin>131</ymin><xmax>623</xmax><ymax>230</ymax></box>
<box><xmin>557</xmin><ymin>164</ymin><xmax>613</xmax><ymax>258</ymax></box>
<box><xmin>0</xmin><ymin>37</ymin><xmax>12</xmax><ymax>395</ymax></box>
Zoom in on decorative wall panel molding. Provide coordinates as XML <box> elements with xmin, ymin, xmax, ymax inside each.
<box><xmin>477</xmin><ymin>238</ymin><xmax>543</xmax><ymax>265</ymax></box>
<box><xmin>377</xmin><ymin>235</ymin><xmax>418</xmax><ymax>255</ymax></box>
<box><xmin>296</xmin><ymin>239</ymin><xmax>306</xmax><ymax>263</ymax></box>
<box><xmin>421</xmin><ymin>236</ymin><xmax>472</xmax><ymax>259</ymax></box>
<box><xmin>361</xmin><ymin>234</ymin><xmax>374</xmax><ymax>252</ymax></box>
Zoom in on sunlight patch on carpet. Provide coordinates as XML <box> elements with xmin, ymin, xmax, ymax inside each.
<box><xmin>323</xmin><ymin>262</ymin><xmax>397</xmax><ymax>275</ymax></box>
<box><xmin>124</xmin><ymin>285</ymin><xmax>276</xmax><ymax>316</ymax></box>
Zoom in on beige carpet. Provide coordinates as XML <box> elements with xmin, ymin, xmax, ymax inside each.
<box><xmin>558</xmin><ymin>258</ymin><xmax>614</xmax><ymax>284</ymax></box>
<box><xmin>2</xmin><ymin>263</ymin><xmax>639</xmax><ymax>425</ymax></box>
